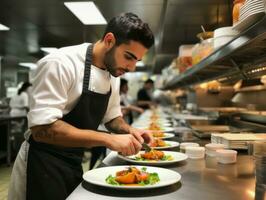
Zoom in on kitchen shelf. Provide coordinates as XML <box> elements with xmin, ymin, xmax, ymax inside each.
<box><xmin>163</xmin><ymin>15</ymin><xmax>266</xmax><ymax>90</ymax></box>
<box><xmin>235</xmin><ymin>85</ymin><xmax>266</xmax><ymax>92</ymax></box>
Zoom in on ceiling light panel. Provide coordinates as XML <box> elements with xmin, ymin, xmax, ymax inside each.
<box><xmin>64</xmin><ymin>2</ymin><xmax>107</xmax><ymax>25</ymax></box>
<box><xmin>0</xmin><ymin>23</ymin><xmax>10</xmax><ymax>31</ymax></box>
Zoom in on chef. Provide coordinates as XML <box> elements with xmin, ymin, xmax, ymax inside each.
<box><xmin>9</xmin><ymin>82</ymin><xmax>32</xmax><ymax>116</ymax></box>
<box><xmin>8</xmin><ymin>12</ymin><xmax>154</xmax><ymax>200</ymax></box>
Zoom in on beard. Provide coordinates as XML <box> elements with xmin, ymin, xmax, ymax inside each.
<box><xmin>104</xmin><ymin>46</ymin><xmax>125</xmax><ymax>77</ymax></box>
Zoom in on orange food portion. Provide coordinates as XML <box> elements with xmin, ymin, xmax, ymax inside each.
<box><xmin>152</xmin><ymin>131</ymin><xmax>165</xmax><ymax>138</ymax></box>
<box><xmin>149</xmin><ymin>122</ymin><xmax>161</xmax><ymax>131</ymax></box>
<box><xmin>141</xmin><ymin>150</ymin><xmax>164</xmax><ymax>160</ymax></box>
<box><xmin>115</xmin><ymin>167</ymin><xmax>149</xmax><ymax>184</ymax></box>
<box><xmin>150</xmin><ymin>139</ymin><xmax>166</xmax><ymax>147</ymax></box>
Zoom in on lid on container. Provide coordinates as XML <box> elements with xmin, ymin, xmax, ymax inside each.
<box><xmin>205</xmin><ymin>143</ymin><xmax>225</xmax><ymax>150</ymax></box>
<box><xmin>216</xmin><ymin>149</ymin><xmax>237</xmax><ymax>156</ymax></box>
<box><xmin>214</xmin><ymin>26</ymin><xmax>239</xmax><ymax>38</ymax></box>
<box><xmin>186</xmin><ymin>146</ymin><xmax>205</xmax><ymax>152</ymax></box>
<box><xmin>180</xmin><ymin>142</ymin><xmax>199</xmax><ymax>149</ymax></box>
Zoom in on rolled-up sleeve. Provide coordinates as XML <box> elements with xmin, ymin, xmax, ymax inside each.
<box><xmin>102</xmin><ymin>77</ymin><xmax>122</xmax><ymax>124</ymax></box>
<box><xmin>28</xmin><ymin>57</ymin><xmax>74</xmax><ymax>127</ymax></box>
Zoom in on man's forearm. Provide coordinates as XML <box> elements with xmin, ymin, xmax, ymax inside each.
<box><xmin>105</xmin><ymin>116</ymin><xmax>131</xmax><ymax>134</ymax></box>
<box><xmin>31</xmin><ymin>120</ymin><xmax>111</xmax><ymax>148</ymax></box>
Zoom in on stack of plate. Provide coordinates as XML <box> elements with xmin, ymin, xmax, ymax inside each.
<box><xmin>239</xmin><ymin>0</ymin><xmax>265</xmax><ymax>21</ymax></box>
<box><xmin>132</xmin><ymin>109</ymin><xmax>175</xmax><ymax>133</ymax></box>
<box><xmin>254</xmin><ymin>153</ymin><xmax>266</xmax><ymax>199</ymax></box>
<box><xmin>233</xmin><ymin>0</ymin><xmax>265</xmax><ymax>31</ymax></box>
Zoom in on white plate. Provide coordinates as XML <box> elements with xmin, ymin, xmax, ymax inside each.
<box><xmin>233</xmin><ymin>11</ymin><xmax>265</xmax><ymax>31</ymax></box>
<box><xmin>133</xmin><ymin>122</ymin><xmax>172</xmax><ymax>127</ymax></box>
<box><xmin>117</xmin><ymin>151</ymin><xmax>187</xmax><ymax>166</ymax></box>
<box><xmin>151</xmin><ymin>141</ymin><xmax>180</xmax><ymax>150</ymax></box>
<box><xmin>132</xmin><ymin>126</ymin><xmax>175</xmax><ymax>133</ymax></box>
<box><xmin>153</xmin><ymin>133</ymin><xmax>175</xmax><ymax>139</ymax></box>
<box><xmin>83</xmin><ymin>165</ymin><xmax>181</xmax><ymax>189</ymax></box>
<box><xmin>136</xmin><ymin>118</ymin><xmax>171</xmax><ymax>124</ymax></box>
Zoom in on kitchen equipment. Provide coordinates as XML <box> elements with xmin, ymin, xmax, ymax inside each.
<box><xmin>142</xmin><ymin>143</ymin><xmax>152</xmax><ymax>152</ymax></box>
<box><xmin>254</xmin><ymin>153</ymin><xmax>266</xmax><ymax>200</ymax></box>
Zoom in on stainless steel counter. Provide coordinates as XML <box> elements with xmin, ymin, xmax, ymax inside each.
<box><xmin>67</xmin><ymin>152</ymin><xmax>256</xmax><ymax>200</ymax></box>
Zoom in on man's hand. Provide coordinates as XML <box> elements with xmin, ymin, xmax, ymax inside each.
<box><xmin>128</xmin><ymin>127</ymin><xmax>153</xmax><ymax>145</ymax></box>
<box><xmin>106</xmin><ymin>134</ymin><xmax>142</xmax><ymax>156</ymax></box>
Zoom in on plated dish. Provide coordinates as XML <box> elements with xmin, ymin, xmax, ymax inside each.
<box><xmin>117</xmin><ymin>150</ymin><xmax>188</xmax><ymax>166</ymax></box>
<box><xmin>149</xmin><ymin>139</ymin><xmax>179</xmax><ymax>150</ymax></box>
<box><xmin>151</xmin><ymin>132</ymin><xmax>175</xmax><ymax>139</ymax></box>
<box><xmin>83</xmin><ymin>165</ymin><xmax>181</xmax><ymax>189</ymax></box>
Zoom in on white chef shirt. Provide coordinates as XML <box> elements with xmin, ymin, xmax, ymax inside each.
<box><xmin>27</xmin><ymin>43</ymin><xmax>122</xmax><ymax>128</ymax></box>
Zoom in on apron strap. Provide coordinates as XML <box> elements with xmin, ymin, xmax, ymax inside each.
<box><xmin>83</xmin><ymin>44</ymin><xmax>94</xmax><ymax>94</ymax></box>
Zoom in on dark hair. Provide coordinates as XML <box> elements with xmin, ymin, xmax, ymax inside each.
<box><xmin>145</xmin><ymin>79</ymin><xmax>154</xmax><ymax>84</ymax></box>
<box><xmin>102</xmin><ymin>12</ymin><xmax>154</xmax><ymax>49</ymax></box>
<box><xmin>120</xmin><ymin>78</ymin><xmax>128</xmax><ymax>91</ymax></box>
<box><xmin>18</xmin><ymin>82</ymin><xmax>32</xmax><ymax>95</ymax></box>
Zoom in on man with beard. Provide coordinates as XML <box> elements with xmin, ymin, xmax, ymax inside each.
<box><xmin>8</xmin><ymin>12</ymin><xmax>154</xmax><ymax>200</ymax></box>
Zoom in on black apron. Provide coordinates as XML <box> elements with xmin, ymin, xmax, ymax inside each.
<box><xmin>26</xmin><ymin>44</ymin><xmax>111</xmax><ymax>200</ymax></box>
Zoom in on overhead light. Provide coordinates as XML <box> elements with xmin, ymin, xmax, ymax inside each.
<box><xmin>19</xmin><ymin>62</ymin><xmax>37</xmax><ymax>70</ymax></box>
<box><xmin>0</xmin><ymin>23</ymin><xmax>10</xmax><ymax>31</ymax></box>
<box><xmin>64</xmin><ymin>2</ymin><xmax>107</xmax><ymax>25</ymax></box>
<box><xmin>136</xmin><ymin>61</ymin><xmax>145</xmax><ymax>67</ymax></box>
<box><xmin>41</xmin><ymin>47</ymin><xmax>58</xmax><ymax>54</ymax></box>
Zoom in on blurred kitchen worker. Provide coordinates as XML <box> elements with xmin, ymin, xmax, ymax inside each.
<box><xmin>137</xmin><ymin>78</ymin><xmax>156</xmax><ymax>109</ymax></box>
<box><xmin>9</xmin><ymin>82</ymin><xmax>32</xmax><ymax>116</ymax></box>
<box><xmin>120</xmin><ymin>78</ymin><xmax>144</xmax><ymax>124</ymax></box>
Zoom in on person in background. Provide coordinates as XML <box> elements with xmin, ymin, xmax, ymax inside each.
<box><xmin>8</xmin><ymin>12</ymin><xmax>154</xmax><ymax>200</ymax></box>
<box><xmin>137</xmin><ymin>78</ymin><xmax>156</xmax><ymax>109</ymax></box>
<box><xmin>120</xmin><ymin>78</ymin><xmax>144</xmax><ymax>124</ymax></box>
<box><xmin>9</xmin><ymin>82</ymin><xmax>32</xmax><ymax>116</ymax></box>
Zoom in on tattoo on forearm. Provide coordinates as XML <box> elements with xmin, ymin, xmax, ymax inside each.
<box><xmin>34</xmin><ymin>130</ymin><xmax>54</xmax><ymax>140</ymax></box>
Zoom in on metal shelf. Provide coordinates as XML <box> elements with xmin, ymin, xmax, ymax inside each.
<box><xmin>163</xmin><ymin>15</ymin><xmax>266</xmax><ymax>90</ymax></box>
<box><xmin>235</xmin><ymin>85</ymin><xmax>266</xmax><ymax>92</ymax></box>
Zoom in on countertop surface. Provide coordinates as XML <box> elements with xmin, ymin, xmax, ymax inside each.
<box><xmin>67</xmin><ymin>151</ymin><xmax>255</xmax><ymax>200</ymax></box>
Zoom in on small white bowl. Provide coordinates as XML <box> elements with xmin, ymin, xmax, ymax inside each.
<box><xmin>180</xmin><ymin>142</ymin><xmax>200</xmax><ymax>153</ymax></box>
<box><xmin>205</xmin><ymin>143</ymin><xmax>225</xmax><ymax>157</ymax></box>
<box><xmin>216</xmin><ymin>149</ymin><xmax>237</xmax><ymax>164</ymax></box>
<box><xmin>186</xmin><ymin>147</ymin><xmax>205</xmax><ymax>159</ymax></box>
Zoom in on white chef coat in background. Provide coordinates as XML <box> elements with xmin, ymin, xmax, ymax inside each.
<box><xmin>9</xmin><ymin>91</ymin><xmax>29</xmax><ymax>116</ymax></box>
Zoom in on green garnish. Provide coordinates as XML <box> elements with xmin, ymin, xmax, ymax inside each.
<box><xmin>133</xmin><ymin>154</ymin><xmax>173</xmax><ymax>161</ymax></box>
<box><xmin>105</xmin><ymin>175</ymin><xmax>120</xmax><ymax>185</ymax></box>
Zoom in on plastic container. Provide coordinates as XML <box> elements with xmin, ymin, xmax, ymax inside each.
<box><xmin>180</xmin><ymin>142</ymin><xmax>200</xmax><ymax>153</ymax></box>
<box><xmin>214</xmin><ymin>26</ymin><xmax>239</xmax><ymax>49</ymax></box>
<box><xmin>178</xmin><ymin>44</ymin><xmax>194</xmax><ymax>57</ymax></box>
<box><xmin>216</xmin><ymin>149</ymin><xmax>238</xmax><ymax>164</ymax></box>
<box><xmin>205</xmin><ymin>143</ymin><xmax>225</xmax><ymax>157</ymax></box>
<box><xmin>192</xmin><ymin>38</ymin><xmax>213</xmax><ymax>65</ymax></box>
<box><xmin>186</xmin><ymin>147</ymin><xmax>205</xmax><ymax>159</ymax></box>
